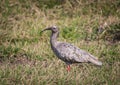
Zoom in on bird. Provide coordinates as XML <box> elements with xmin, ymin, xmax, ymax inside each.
<box><xmin>41</xmin><ymin>26</ymin><xmax>102</xmax><ymax>71</ymax></box>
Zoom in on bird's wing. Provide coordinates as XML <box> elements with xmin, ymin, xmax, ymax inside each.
<box><xmin>56</xmin><ymin>42</ymin><xmax>102</xmax><ymax>66</ymax></box>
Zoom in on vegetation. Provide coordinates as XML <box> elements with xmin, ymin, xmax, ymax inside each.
<box><xmin>0</xmin><ymin>0</ymin><xmax>120</xmax><ymax>84</ymax></box>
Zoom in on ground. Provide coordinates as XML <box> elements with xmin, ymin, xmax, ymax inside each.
<box><xmin>0</xmin><ymin>0</ymin><xmax>120</xmax><ymax>85</ymax></box>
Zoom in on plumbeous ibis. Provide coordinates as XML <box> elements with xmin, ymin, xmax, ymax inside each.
<box><xmin>41</xmin><ymin>26</ymin><xmax>102</xmax><ymax>71</ymax></box>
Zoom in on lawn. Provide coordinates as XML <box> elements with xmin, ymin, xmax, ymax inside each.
<box><xmin>0</xmin><ymin>0</ymin><xmax>120</xmax><ymax>85</ymax></box>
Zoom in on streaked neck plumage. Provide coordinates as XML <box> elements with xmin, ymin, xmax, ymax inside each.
<box><xmin>50</xmin><ymin>31</ymin><xmax>59</xmax><ymax>47</ymax></box>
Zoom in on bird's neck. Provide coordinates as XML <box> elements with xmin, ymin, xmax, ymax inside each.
<box><xmin>50</xmin><ymin>32</ymin><xmax>59</xmax><ymax>47</ymax></box>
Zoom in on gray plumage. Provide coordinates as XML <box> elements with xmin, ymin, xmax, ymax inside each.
<box><xmin>41</xmin><ymin>26</ymin><xmax>102</xmax><ymax>66</ymax></box>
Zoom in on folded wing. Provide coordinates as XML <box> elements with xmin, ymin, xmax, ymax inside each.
<box><xmin>56</xmin><ymin>42</ymin><xmax>102</xmax><ymax>66</ymax></box>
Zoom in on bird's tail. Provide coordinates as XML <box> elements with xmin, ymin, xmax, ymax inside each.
<box><xmin>88</xmin><ymin>55</ymin><xmax>102</xmax><ymax>66</ymax></box>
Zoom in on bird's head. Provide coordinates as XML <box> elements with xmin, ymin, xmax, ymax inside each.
<box><xmin>41</xmin><ymin>26</ymin><xmax>59</xmax><ymax>33</ymax></box>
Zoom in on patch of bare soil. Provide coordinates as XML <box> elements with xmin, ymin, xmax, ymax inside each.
<box><xmin>0</xmin><ymin>54</ymin><xmax>37</xmax><ymax>67</ymax></box>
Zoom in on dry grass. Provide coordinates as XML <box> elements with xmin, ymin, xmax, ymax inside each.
<box><xmin>0</xmin><ymin>0</ymin><xmax>120</xmax><ymax>85</ymax></box>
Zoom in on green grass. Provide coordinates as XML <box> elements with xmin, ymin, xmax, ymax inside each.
<box><xmin>0</xmin><ymin>0</ymin><xmax>120</xmax><ymax>85</ymax></box>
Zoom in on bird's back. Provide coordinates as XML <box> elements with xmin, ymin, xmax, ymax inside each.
<box><xmin>53</xmin><ymin>42</ymin><xmax>102</xmax><ymax>66</ymax></box>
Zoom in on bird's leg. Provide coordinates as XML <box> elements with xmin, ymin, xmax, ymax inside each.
<box><xmin>67</xmin><ymin>65</ymin><xmax>70</xmax><ymax>72</ymax></box>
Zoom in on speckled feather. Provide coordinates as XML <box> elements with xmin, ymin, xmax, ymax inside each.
<box><xmin>54</xmin><ymin>42</ymin><xmax>102</xmax><ymax>65</ymax></box>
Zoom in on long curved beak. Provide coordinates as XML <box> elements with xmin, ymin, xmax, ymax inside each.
<box><xmin>40</xmin><ymin>27</ymin><xmax>51</xmax><ymax>33</ymax></box>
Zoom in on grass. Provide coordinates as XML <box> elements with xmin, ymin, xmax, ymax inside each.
<box><xmin>0</xmin><ymin>0</ymin><xmax>120</xmax><ymax>85</ymax></box>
